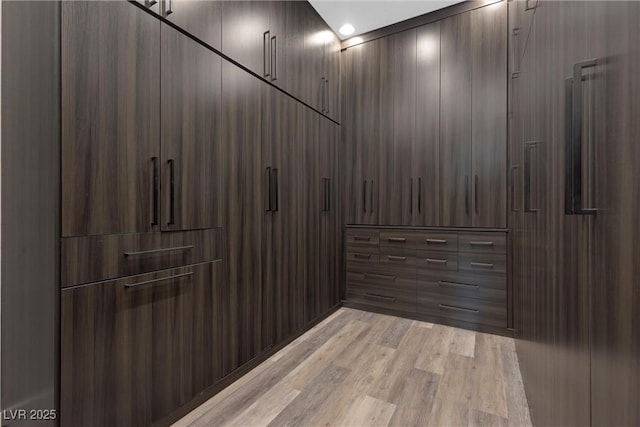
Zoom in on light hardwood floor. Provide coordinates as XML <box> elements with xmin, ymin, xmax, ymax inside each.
<box><xmin>174</xmin><ymin>308</ymin><xmax>532</xmax><ymax>427</ymax></box>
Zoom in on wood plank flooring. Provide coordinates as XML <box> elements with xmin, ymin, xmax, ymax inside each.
<box><xmin>174</xmin><ymin>308</ymin><xmax>531</xmax><ymax>427</ymax></box>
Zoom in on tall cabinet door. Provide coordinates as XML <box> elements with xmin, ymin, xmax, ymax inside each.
<box><xmin>390</xmin><ymin>29</ymin><xmax>416</xmax><ymax>226</ymax></box>
<box><xmin>161</xmin><ymin>24</ymin><xmax>221</xmax><ymax>231</ymax></box>
<box><xmin>415</xmin><ymin>21</ymin><xmax>441</xmax><ymax>226</ymax></box>
<box><xmin>164</xmin><ymin>0</ymin><xmax>223</xmax><ymax>50</ymax></box>
<box><xmin>61</xmin><ymin>1</ymin><xmax>160</xmax><ymax>237</ymax></box>
<box><xmin>220</xmin><ymin>62</ymin><xmax>268</xmax><ymax>374</ymax></box>
<box><xmin>439</xmin><ymin>12</ymin><xmax>472</xmax><ymax>227</ymax></box>
<box><xmin>471</xmin><ymin>2</ymin><xmax>507</xmax><ymax>228</ymax></box>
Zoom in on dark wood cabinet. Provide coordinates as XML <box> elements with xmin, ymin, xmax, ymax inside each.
<box><xmin>61</xmin><ymin>1</ymin><xmax>160</xmax><ymax>237</ymax></box>
<box><xmin>61</xmin><ymin>261</ymin><xmax>223</xmax><ymax>427</ymax></box>
<box><xmin>162</xmin><ymin>0</ymin><xmax>223</xmax><ymax>50</ymax></box>
<box><xmin>161</xmin><ymin>24</ymin><xmax>221</xmax><ymax>231</ymax></box>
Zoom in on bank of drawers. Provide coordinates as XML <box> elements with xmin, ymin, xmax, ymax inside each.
<box><xmin>346</xmin><ymin>228</ymin><xmax>507</xmax><ymax>328</ymax></box>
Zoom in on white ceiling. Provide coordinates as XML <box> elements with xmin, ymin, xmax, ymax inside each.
<box><xmin>309</xmin><ymin>1</ymin><xmax>465</xmax><ymax>40</ymax></box>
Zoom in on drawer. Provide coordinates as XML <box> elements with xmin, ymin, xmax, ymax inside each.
<box><xmin>346</xmin><ymin>251</ymin><xmax>379</xmax><ymax>264</ymax></box>
<box><xmin>459</xmin><ymin>232</ymin><xmax>507</xmax><ymax>254</ymax></box>
<box><xmin>61</xmin><ymin>229</ymin><xmax>223</xmax><ymax>287</ymax></box>
<box><xmin>346</xmin><ymin>229</ymin><xmax>380</xmax><ymax>248</ymax></box>
<box><xmin>380</xmin><ymin>231</ymin><xmax>416</xmax><ymax>249</ymax></box>
<box><xmin>415</xmin><ymin>231</ymin><xmax>458</xmax><ymax>252</ymax></box>
<box><xmin>458</xmin><ymin>253</ymin><xmax>507</xmax><ymax>275</ymax></box>
<box><xmin>416</xmin><ymin>250</ymin><xmax>458</xmax><ymax>272</ymax></box>
<box><xmin>417</xmin><ymin>293</ymin><xmax>506</xmax><ymax>328</ymax></box>
<box><xmin>347</xmin><ymin>278</ymin><xmax>416</xmax><ymax>313</ymax></box>
<box><xmin>417</xmin><ymin>275</ymin><xmax>506</xmax><ymax>303</ymax></box>
<box><xmin>379</xmin><ymin>247</ymin><xmax>417</xmax><ymax>267</ymax></box>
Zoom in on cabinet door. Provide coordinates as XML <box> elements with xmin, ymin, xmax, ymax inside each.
<box><xmin>161</xmin><ymin>24</ymin><xmax>221</xmax><ymax>231</ymax></box>
<box><xmin>390</xmin><ymin>29</ymin><xmax>417</xmax><ymax>226</ymax></box>
<box><xmin>61</xmin><ymin>262</ymin><xmax>222</xmax><ymax>427</ymax></box>
<box><xmin>302</xmin><ymin>7</ymin><xmax>327</xmax><ymax>111</ymax></box>
<box><xmin>268</xmin><ymin>1</ymin><xmax>304</xmax><ymax>97</ymax></box>
<box><xmin>263</xmin><ymin>88</ymin><xmax>303</xmax><ymax>343</ymax></box>
<box><xmin>324</xmin><ymin>30</ymin><xmax>342</xmax><ymax>122</ymax></box>
<box><xmin>440</xmin><ymin>12</ymin><xmax>472</xmax><ymax>227</ymax></box>
<box><xmin>164</xmin><ymin>0</ymin><xmax>222</xmax><ymax>50</ymax></box>
<box><xmin>471</xmin><ymin>2</ymin><xmax>507</xmax><ymax>228</ymax></box>
<box><xmin>61</xmin><ymin>1</ymin><xmax>160</xmax><ymax>237</ymax></box>
<box><xmin>220</xmin><ymin>62</ymin><xmax>269</xmax><ymax>374</ymax></box>
<box><xmin>221</xmin><ymin>1</ymin><xmax>271</xmax><ymax>77</ymax></box>
<box><xmin>415</xmin><ymin>22</ymin><xmax>441</xmax><ymax>226</ymax></box>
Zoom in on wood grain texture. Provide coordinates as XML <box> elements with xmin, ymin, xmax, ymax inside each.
<box><xmin>61</xmin><ymin>229</ymin><xmax>223</xmax><ymax>287</ymax></box>
<box><xmin>221</xmin><ymin>0</ymin><xmax>270</xmax><ymax>77</ymax></box>
<box><xmin>61</xmin><ymin>1</ymin><xmax>160</xmax><ymax>236</ymax></box>
<box><xmin>166</xmin><ymin>0</ymin><xmax>223</xmax><ymax>50</ymax></box>
<box><xmin>439</xmin><ymin>11</ymin><xmax>472</xmax><ymax>227</ymax></box>
<box><xmin>161</xmin><ymin>23</ymin><xmax>222</xmax><ymax>231</ymax></box>
<box><xmin>471</xmin><ymin>2</ymin><xmax>507</xmax><ymax>228</ymax></box>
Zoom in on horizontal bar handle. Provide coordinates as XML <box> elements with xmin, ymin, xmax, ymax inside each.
<box><xmin>387</xmin><ymin>237</ymin><xmax>407</xmax><ymax>243</ymax></box>
<box><xmin>364</xmin><ymin>293</ymin><xmax>396</xmax><ymax>302</ymax></box>
<box><xmin>439</xmin><ymin>304</ymin><xmax>479</xmax><ymax>313</ymax></box>
<box><xmin>439</xmin><ymin>281</ymin><xmax>479</xmax><ymax>289</ymax></box>
<box><xmin>353</xmin><ymin>236</ymin><xmax>371</xmax><ymax>241</ymax></box>
<box><xmin>426</xmin><ymin>258</ymin><xmax>447</xmax><ymax>264</ymax></box>
<box><xmin>124</xmin><ymin>245</ymin><xmax>194</xmax><ymax>257</ymax></box>
<box><xmin>124</xmin><ymin>272</ymin><xmax>193</xmax><ymax>289</ymax></box>
<box><xmin>469</xmin><ymin>241</ymin><xmax>494</xmax><ymax>247</ymax></box>
<box><xmin>470</xmin><ymin>262</ymin><xmax>495</xmax><ymax>269</ymax></box>
<box><xmin>365</xmin><ymin>273</ymin><xmax>395</xmax><ymax>281</ymax></box>
<box><xmin>353</xmin><ymin>253</ymin><xmax>371</xmax><ymax>259</ymax></box>
<box><xmin>387</xmin><ymin>255</ymin><xmax>407</xmax><ymax>261</ymax></box>
<box><xmin>426</xmin><ymin>238</ymin><xmax>447</xmax><ymax>244</ymax></box>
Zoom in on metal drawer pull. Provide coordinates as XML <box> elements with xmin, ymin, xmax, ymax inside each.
<box><xmin>124</xmin><ymin>271</ymin><xmax>193</xmax><ymax>289</ymax></box>
<box><xmin>426</xmin><ymin>239</ymin><xmax>447</xmax><ymax>244</ymax></box>
<box><xmin>439</xmin><ymin>304</ymin><xmax>479</xmax><ymax>313</ymax></box>
<box><xmin>387</xmin><ymin>237</ymin><xmax>407</xmax><ymax>243</ymax></box>
<box><xmin>426</xmin><ymin>258</ymin><xmax>447</xmax><ymax>264</ymax></box>
<box><xmin>124</xmin><ymin>245</ymin><xmax>194</xmax><ymax>257</ymax></box>
<box><xmin>353</xmin><ymin>253</ymin><xmax>371</xmax><ymax>259</ymax></box>
<box><xmin>387</xmin><ymin>255</ymin><xmax>407</xmax><ymax>261</ymax></box>
<box><xmin>353</xmin><ymin>236</ymin><xmax>371</xmax><ymax>242</ymax></box>
<box><xmin>470</xmin><ymin>262</ymin><xmax>495</xmax><ymax>269</ymax></box>
<box><xmin>364</xmin><ymin>273</ymin><xmax>395</xmax><ymax>281</ymax></box>
<box><xmin>469</xmin><ymin>241</ymin><xmax>494</xmax><ymax>247</ymax></box>
<box><xmin>364</xmin><ymin>293</ymin><xmax>396</xmax><ymax>302</ymax></box>
<box><xmin>439</xmin><ymin>281</ymin><xmax>479</xmax><ymax>289</ymax></box>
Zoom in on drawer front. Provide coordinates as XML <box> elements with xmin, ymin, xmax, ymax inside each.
<box><xmin>379</xmin><ymin>247</ymin><xmax>417</xmax><ymax>267</ymax></box>
<box><xmin>417</xmin><ymin>293</ymin><xmax>506</xmax><ymax>327</ymax></box>
<box><xmin>415</xmin><ymin>232</ymin><xmax>458</xmax><ymax>252</ymax></box>
<box><xmin>61</xmin><ymin>229</ymin><xmax>223</xmax><ymax>287</ymax></box>
<box><xmin>459</xmin><ymin>232</ymin><xmax>507</xmax><ymax>254</ymax></box>
<box><xmin>416</xmin><ymin>250</ymin><xmax>458</xmax><ymax>272</ymax></box>
<box><xmin>458</xmin><ymin>253</ymin><xmax>507</xmax><ymax>275</ymax></box>
<box><xmin>417</xmin><ymin>276</ymin><xmax>506</xmax><ymax>303</ymax></box>
<box><xmin>347</xmin><ymin>279</ymin><xmax>416</xmax><ymax>313</ymax></box>
<box><xmin>346</xmin><ymin>251</ymin><xmax>379</xmax><ymax>264</ymax></box>
<box><xmin>380</xmin><ymin>231</ymin><xmax>416</xmax><ymax>249</ymax></box>
<box><xmin>346</xmin><ymin>229</ymin><xmax>380</xmax><ymax>248</ymax></box>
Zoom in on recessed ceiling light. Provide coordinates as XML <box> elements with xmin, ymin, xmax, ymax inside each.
<box><xmin>339</xmin><ymin>23</ymin><xmax>355</xmax><ymax>36</ymax></box>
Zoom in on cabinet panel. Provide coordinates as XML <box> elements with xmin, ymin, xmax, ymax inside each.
<box><xmin>61</xmin><ymin>262</ymin><xmax>223</xmax><ymax>427</ymax></box>
<box><xmin>61</xmin><ymin>1</ymin><xmax>160</xmax><ymax>237</ymax></box>
<box><xmin>471</xmin><ymin>2</ymin><xmax>507</xmax><ymax>228</ymax></box>
<box><xmin>165</xmin><ymin>0</ymin><xmax>223</xmax><ymax>50</ymax></box>
<box><xmin>415</xmin><ymin>22</ymin><xmax>441</xmax><ymax>226</ymax></box>
<box><xmin>161</xmin><ymin>25</ymin><xmax>221</xmax><ymax>231</ymax></box>
<box><xmin>439</xmin><ymin>12</ymin><xmax>472</xmax><ymax>227</ymax></box>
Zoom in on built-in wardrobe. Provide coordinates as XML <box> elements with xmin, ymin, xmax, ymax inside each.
<box><xmin>510</xmin><ymin>0</ymin><xmax>640</xmax><ymax>425</ymax></box>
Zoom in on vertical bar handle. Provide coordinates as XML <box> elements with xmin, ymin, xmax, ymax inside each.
<box><xmin>410</xmin><ymin>178</ymin><xmax>413</xmax><ymax>214</ymax></box>
<box><xmin>270</xmin><ymin>35</ymin><xmax>277</xmax><ymax>81</ymax></box>
<box><xmin>524</xmin><ymin>142</ymin><xmax>538</xmax><ymax>213</ymax></box>
<box><xmin>510</xmin><ymin>165</ymin><xmax>520</xmax><ymax>212</ymax></box>
<box><xmin>263</xmin><ymin>31</ymin><xmax>271</xmax><ymax>78</ymax></box>
<box><xmin>265</xmin><ymin>166</ymin><xmax>272</xmax><ymax>212</ymax></box>
<box><xmin>164</xmin><ymin>0</ymin><xmax>173</xmax><ymax>16</ymax></box>
<box><xmin>272</xmin><ymin>168</ymin><xmax>279</xmax><ymax>212</ymax></box>
<box><xmin>362</xmin><ymin>180</ymin><xmax>367</xmax><ymax>213</ymax></box>
<box><xmin>151</xmin><ymin>157</ymin><xmax>159</xmax><ymax>226</ymax></box>
<box><xmin>167</xmin><ymin>159</ymin><xmax>175</xmax><ymax>225</ymax></box>
<box><xmin>465</xmin><ymin>176</ymin><xmax>470</xmax><ymax>215</ymax></box>
<box><xmin>369</xmin><ymin>180</ymin><xmax>374</xmax><ymax>213</ymax></box>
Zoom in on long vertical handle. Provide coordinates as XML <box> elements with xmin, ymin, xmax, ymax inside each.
<box><xmin>362</xmin><ymin>180</ymin><xmax>367</xmax><ymax>213</ymax></box>
<box><xmin>167</xmin><ymin>159</ymin><xmax>175</xmax><ymax>225</ymax></box>
<box><xmin>369</xmin><ymin>180</ymin><xmax>374</xmax><ymax>213</ymax></box>
<box><xmin>465</xmin><ymin>175</ymin><xmax>470</xmax><ymax>215</ymax></box>
<box><xmin>510</xmin><ymin>165</ymin><xmax>520</xmax><ymax>212</ymax></box>
<box><xmin>263</xmin><ymin>31</ymin><xmax>271</xmax><ymax>78</ymax></box>
<box><xmin>164</xmin><ymin>0</ymin><xmax>173</xmax><ymax>16</ymax></box>
<box><xmin>322</xmin><ymin>178</ymin><xmax>327</xmax><ymax>212</ymax></box>
<box><xmin>418</xmin><ymin>177</ymin><xmax>422</xmax><ymax>214</ymax></box>
<box><xmin>265</xmin><ymin>166</ymin><xmax>272</xmax><ymax>212</ymax></box>
<box><xmin>272</xmin><ymin>168</ymin><xmax>279</xmax><ymax>212</ymax></box>
<box><xmin>474</xmin><ymin>174</ymin><xmax>479</xmax><ymax>215</ymax></box>
<box><xmin>524</xmin><ymin>142</ymin><xmax>538</xmax><ymax>213</ymax></box>
<box><xmin>410</xmin><ymin>178</ymin><xmax>413</xmax><ymax>214</ymax></box>
<box><xmin>571</xmin><ymin>59</ymin><xmax>598</xmax><ymax>215</ymax></box>
<box><xmin>270</xmin><ymin>35</ymin><xmax>277</xmax><ymax>81</ymax></box>
<box><xmin>151</xmin><ymin>157</ymin><xmax>159</xmax><ymax>226</ymax></box>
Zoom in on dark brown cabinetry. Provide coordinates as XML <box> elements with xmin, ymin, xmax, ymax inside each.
<box><xmin>61</xmin><ymin>261</ymin><xmax>224</xmax><ymax>427</ymax></box>
<box><xmin>162</xmin><ymin>0</ymin><xmax>223</xmax><ymax>50</ymax></box>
